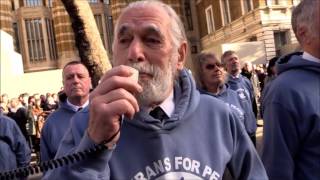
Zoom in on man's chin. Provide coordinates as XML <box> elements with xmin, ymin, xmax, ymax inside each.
<box><xmin>70</xmin><ymin>92</ymin><xmax>84</xmax><ymax>98</ymax></box>
<box><xmin>136</xmin><ymin>91</ymin><xmax>166</xmax><ymax>108</ymax></box>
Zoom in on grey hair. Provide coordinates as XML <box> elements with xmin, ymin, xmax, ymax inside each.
<box><xmin>197</xmin><ymin>52</ymin><xmax>220</xmax><ymax>66</ymax></box>
<box><xmin>221</xmin><ymin>50</ymin><xmax>236</xmax><ymax>65</ymax></box>
<box><xmin>291</xmin><ymin>0</ymin><xmax>319</xmax><ymax>41</ymax></box>
<box><xmin>112</xmin><ymin>0</ymin><xmax>187</xmax><ymax>51</ymax></box>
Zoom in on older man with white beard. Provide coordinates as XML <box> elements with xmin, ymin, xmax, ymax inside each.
<box><xmin>44</xmin><ymin>1</ymin><xmax>267</xmax><ymax>179</ymax></box>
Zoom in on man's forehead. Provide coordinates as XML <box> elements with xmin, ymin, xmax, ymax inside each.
<box><xmin>117</xmin><ymin>23</ymin><xmax>162</xmax><ymax>35</ymax></box>
<box><xmin>64</xmin><ymin>64</ymin><xmax>88</xmax><ymax>74</ymax></box>
<box><xmin>226</xmin><ymin>54</ymin><xmax>238</xmax><ymax>60</ymax></box>
<box><xmin>117</xmin><ymin>6</ymin><xmax>169</xmax><ymax>30</ymax></box>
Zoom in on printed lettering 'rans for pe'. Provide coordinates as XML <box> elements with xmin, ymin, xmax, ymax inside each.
<box><xmin>133</xmin><ymin>157</ymin><xmax>220</xmax><ymax>180</ymax></box>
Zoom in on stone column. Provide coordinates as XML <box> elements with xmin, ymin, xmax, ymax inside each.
<box><xmin>52</xmin><ymin>0</ymin><xmax>78</xmax><ymax>68</ymax></box>
<box><xmin>0</xmin><ymin>0</ymin><xmax>13</xmax><ymax>35</ymax></box>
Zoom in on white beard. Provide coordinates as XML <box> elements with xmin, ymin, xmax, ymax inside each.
<box><xmin>127</xmin><ymin>59</ymin><xmax>176</xmax><ymax>108</ymax></box>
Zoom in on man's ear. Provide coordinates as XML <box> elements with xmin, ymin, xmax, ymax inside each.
<box><xmin>296</xmin><ymin>25</ymin><xmax>307</xmax><ymax>43</ymax></box>
<box><xmin>176</xmin><ymin>42</ymin><xmax>187</xmax><ymax>70</ymax></box>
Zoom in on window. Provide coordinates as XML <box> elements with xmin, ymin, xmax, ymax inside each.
<box><xmin>266</xmin><ymin>0</ymin><xmax>287</xmax><ymax>5</ymax></box>
<box><xmin>106</xmin><ymin>15</ymin><xmax>114</xmax><ymax>53</ymax></box>
<box><xmin>104</xmin><ymin>0</ymin><xmax>110</xmax><ymax>4</ymax></box>
<box><xmin>11</xmin><ymin>0</ymin><xmax>15</xmax><ymax>10</ymax></box>
<box><xmin>249</xmin><ymin>36</ymin><xmax>257</xmax><ymax>41</ymax></box>
<box><xmin>88</xmin><ymin>0</ymin><xmax>99</xmax><ymax>3</ymax></box>
<box><xmin>94</xmin><ymin>14</ymin><xmax>105</xmax><ymax>47</ymax></box>
<box><xmin>24</xmin><ymin>0</ymin><xmax>42</xmax><ymax>7</ymax></box>
<box><xmin>205</xmin><ymin>5</ymin><xmax>215</xmax><ymax>34</ymax></box>
<box><xmin>25</xmin><ymin>19</ymin><xmax>46</xmax><ymax>63</ymax></box>
<box><xmin>48</xmin><ymin>0</ymin><xmax>53</xmax><ymax>7</ymax></box>
<box><xmin>45</xmin><ymin>19</ymin><xmax>57</xmax><ymax>61</ymax></box>
<box><xmin>242</xmin><ymin>0</ymin><xmax>253</xmax><ymax>14</ymax></box>
<box><xmin>220</xmin><ymin>0</ymin><xmax>231</xmax><ymax>25</ymax></box>
<box><xmin>274</xmin><ymin>31</ymin><xmax>290</xmax><ymax>56</ymax></box>
<box><xmin>184</xmin><ymin>1</ymin><xmax>193</xmax><ymax>31</ymax></box>
<box><xmin>13</xmin><ymin>23</ymin><xmax>21</xmax><ymax>53</ymax></box>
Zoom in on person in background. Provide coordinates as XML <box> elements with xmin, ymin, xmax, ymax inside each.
<box><xmin>255</xmin><ymin>65</ymin><xmax>266</xmax><ymax>93</ymax></box>
<box><xmin>26</xmin><ymin>96</ymin><xmax>37</xmax><ymax>152</ymax></box>
<box><xmin>221</xmin><ymin>50</ymin><xmax>258</xmax><ymax>145</ymax></box>
<box><xmin>44</xmin><ymin>95</ymin><xmax>57</xmax><ymax>111</ymax></box>
<box><xmin>261</xmin><ymin>0</ymin><xmax>320</xmax><ymax>179</ymax></box>
<box><xmin>0</xmin><ymin>94</ymin><xmax>10</xmax><ymax>115</ymax></box>
<box><xmin>0</xmin><ymin>114</ymin><xmax>31</xmax><ymax>171</ymax></box>
<box><xmin>51</xmin><ymin>93</ymin><xmax>59</xmax><ymax>108</ymax></box>
<box><xmin>264</xmin><ymin>56</ymin><xmax>279</xmax><ymax>87</ymax></box>
<box><xmin>241</xmin><ymin>61</ymin><xmax>260</xmax><ymax>98</ymax></box>
<box><xmin>40</xmin><ymin>61</ymin><xmax>92</xmax><ymax>162</ymax></box>
<box><xmin>44</xmin><ymin>1</ymin><xmax>267</xmax><ymax>179</ymax></box>
<box><xmin>20</xmin><ymin>93</ymin><xmax>29</xmax><ymax>108</ymax></box>
<box><xmin>7</xmin><ymin>97</ymin><xmax>29</xmax><ymax>141</ymax></box>
<box><xmin>194</xmin><ymin>52</ymin><xmax>257</xmax><ymax>146</ymax></box>
<box><xmin>260</xmin><ymin>56</ymin><xmax>279</xmax><ymax>118</ymax></box>
<box><xmin>31</xmin><ymin>98</ymin><xmax>44</xmax><ymax>155</ymax></box>
<box><xmin>40</xmin><ymin>94</ymin><xmax>46</xmax><ymax>110</ymax></box>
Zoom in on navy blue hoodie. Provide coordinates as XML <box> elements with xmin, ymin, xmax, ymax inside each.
<box><xmin>261</xmin><ymin>53</ymin><xmax>320</xmax><ymax>180</ymax></box>
<box><xmin>0</xmin><ymin>114</ymin><xmax>31</xmax><ymax>171</ymax></box>
<box><xmin>40</xmin><ymin>93</ymin><xmax>78</xmax><ymax>161</ymax></box>
<box><xmin>227</xmin><ymin>74</ymin><xmax>258</xmax><ymax>118</ymax></box>
<box><xmin>200</xmin><ymin>84</ymin><xmax>257</xmax><ymax>135</ymax></box>
<box><xmin>44</xmin><ymin>69</ymin><xmax>267</xmax><ymax>180</ymax></box>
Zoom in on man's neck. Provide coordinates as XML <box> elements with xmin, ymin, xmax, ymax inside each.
<box><xmin>143</xmin><ymin>90</ymin><xmax>175</xmax><ymax>117</ymax></box>
<box><xmin>230</xmin><ymin>72</ymin><xmax>240</xmax><ymax>78</ymax></box>
<box><xmin>67</xmin><ymin>96</ymin><xmax>89</xmax><ymax>106</ymax></box>
<box><xmin>304</xmin><ymin>45</ymin><xmax>320</xmax><ymax>59</ymax></box>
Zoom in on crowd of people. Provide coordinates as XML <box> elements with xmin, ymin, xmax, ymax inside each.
<box><xmin>0</xmin><ymin>0</ymin><xmax>318</xmax><ymax>179</ymax></box>
<box><xmin>0</xmin><ymin>92</ymin><xmax>59</xmax><ymax>155</ymax></box>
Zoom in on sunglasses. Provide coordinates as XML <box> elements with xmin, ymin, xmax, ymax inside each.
<box><xmin>205</xmin><ymin>62</ymin><xmax>223</xmax><ymax>70</ymax></box>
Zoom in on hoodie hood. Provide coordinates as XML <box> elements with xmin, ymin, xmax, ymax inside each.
<box><xmin>125</xmin><ymin>69</ymin><xmax>200</xmax><ymax>130</ymax></box>
<box><xmin>198</xmin><ymin>84</ymin><xmax>228</xmax><ymax>99</ymax></box>
<box><xmin>57</xmin><ymin>92</ymin><xmax>77</xmax><ymax>113</ymax></box>
<box><xmin>277</xmin><ymin>52</ymin><xmax>320</xmax><ymax>75</ymax></box>
<box><xmin>58</xmin><ymin>91</ymin><xmax>67</xmax><ymax>103</ymax></box>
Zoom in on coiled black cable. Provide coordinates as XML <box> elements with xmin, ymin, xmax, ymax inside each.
<box><xmin>0</xmin><ymin>129</ymin><xmax>120</xmax><ymax>180</ymax></box>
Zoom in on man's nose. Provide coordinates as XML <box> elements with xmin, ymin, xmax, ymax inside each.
<box><xmin>127</xmin><ymin>39</ymin><xmax>145</xmax><ymax>62</ymax></box>
<box><xmin>72</xmin><ymin>75</ymin><xmax>81</xmax><ymax>83</ymax></box>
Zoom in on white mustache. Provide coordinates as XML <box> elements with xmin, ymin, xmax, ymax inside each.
<box><xmin>127</xmin><ymin>63</ymin><xmax>158</xmax><ymax>76</ymax></box>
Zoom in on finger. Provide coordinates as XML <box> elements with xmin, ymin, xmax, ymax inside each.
<box><xmin>91</xmin><ymin>98</ymin><xmax>136</xmax><ymax>120</ymax></box>
<box><xmin>92</xmin><ymin>88</ymin><xmax>139</xmax><ymax>112</ymax></box>
<box><xmin>90</xmin><ymin>76</ymin><xmax>142</xmax><ymax>101</ymax></box>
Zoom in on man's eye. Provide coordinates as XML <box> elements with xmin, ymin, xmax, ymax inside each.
<box><xmin>145</xmin><ymin>37</ymin><xmax>161</xmax><ymax>44</ymax></box>
<box><xmin>119</xmin><ymin>37</ymin><xmax>131</xmax><ymax>44</ymax></box>
<box><xmin>119</xmin><ymin>39</ymin><xmax>127</xmax><ymax>43</ymax></box>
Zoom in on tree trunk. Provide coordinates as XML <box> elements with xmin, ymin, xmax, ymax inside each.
<box><xmin>61</xmin><ymin>0</ymin><xmax>112</xmax><ymax>88</ymax></box>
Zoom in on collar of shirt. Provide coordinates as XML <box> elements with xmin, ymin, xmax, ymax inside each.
<box><xmin>66</xmin><ymin>99</ymin><xmax>89</xmax><ymax>111</ymax></box>
<box><xmin>302</xmin><ymin>52</ymin><xmax>320</xmax><ymax>63</ymax></box>
<box><xmin>158</xmin><ymin>90</ymin><xmax>175</xmax><ymax>118</ymax></box>
<box><xmin>230</xmin><ymin>73</ymin><xmax>240</xmax><ymax>79</ymax></box>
